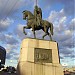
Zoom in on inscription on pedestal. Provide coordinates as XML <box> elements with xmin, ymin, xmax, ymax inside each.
<box><xmin>34</xmin><ymin>48</ymin><xmax>52</xmax><ymax>63</ymax></box>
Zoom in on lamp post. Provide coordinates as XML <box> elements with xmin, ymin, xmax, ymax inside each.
<box><xmin>0</xmin><ymin>59</ymin><xmax>1</xmax><ymax>69</ymax></box>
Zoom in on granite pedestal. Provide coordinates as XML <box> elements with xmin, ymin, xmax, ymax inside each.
<box><xmin>17</xmin><ymin>38</ymin><xmax>64</xmax><ymax>75</ymax></box>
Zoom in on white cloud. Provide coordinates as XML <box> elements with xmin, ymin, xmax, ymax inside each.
<box><xmin>0</xmin><ymin>18</ymin><xmax>14</xmax><ymax>32</ymax></box>
<box><xmin>47</xmin><ymin>9</ymin><xmax>67</xmax><ymax>37</ymax></box>
<box><xmin>0</xmin><ymin>18</ymin><xmax>14</xmax><ymax>26</ymax></box>
<box><xmin>17</xmin><ymin>24</ymin><xmax>24</xmax><ymax>32</ymax></box>
<box><xmin>5</xmin><ymin>43</ymin><xmax>20</xmax><ymax>60</ymax></box>
<box><xmin>0</xmin><ymin>33</ymin><xmax>18</xmax><ymax>45</ymax></box>
<box><xmin>48</xmin><ymin>9</ymin><xmax>65</xmax><ymax>23</ymax></box>
<box><xmin>64</xmin><ymin>30</ymin><xmax>72</xmax><ymax>35</ymax></box>
<box><xmin>48</xmin><ymin>10</ymin><xmax>58</xmax><ymax>22</ymax></box>
<box><xmin>59</xmin><ymin>16</ymin><xmax>67</xmax><ymax>24</ymax></box>
<box><xmin>69</xmin><ymin>18</ymin><xmax>75</xmax><ymax>31</ymax></box>
<box><xmin>48</xmin><ymin>9</ymin><xmax>71</xmax><ymax>35</ymax></box>
<box><xmin>5</xmin><ymin>44</ymin><xmax>15</xmax><ymax>53</ymax></box>
<box><xmin>71</xmin><ymin>18</ymin><xmax>75</xmax><ymax>23</ymax></box>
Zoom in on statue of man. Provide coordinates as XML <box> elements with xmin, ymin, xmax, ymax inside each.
<box><xmin>34</xmin><ymin>6</ymin><xmax>42</xmax><ymax>26</ymax></box>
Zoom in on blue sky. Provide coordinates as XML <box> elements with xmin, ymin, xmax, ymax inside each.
<box><xmin>0</xmin><ymin>0</ymin><xmax>75</xmax><ymax>67</ymax></box>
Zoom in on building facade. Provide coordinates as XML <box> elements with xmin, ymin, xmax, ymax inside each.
<box><xmin>0</xmin><ymin>46</ymin><xmax>6</xmax><ymax>65</ymax></box>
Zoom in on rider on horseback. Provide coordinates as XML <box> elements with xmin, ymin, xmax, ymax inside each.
<box><xmin>34</xmin><ymin>5</ymin><xmax>42</xmax><ymax>27</ymax></box>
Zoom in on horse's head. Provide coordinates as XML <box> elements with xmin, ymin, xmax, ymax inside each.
<box><xmin>22</xmin><ymin>10</ymin><xmax>28</xmax><ymax>20</ymax></box>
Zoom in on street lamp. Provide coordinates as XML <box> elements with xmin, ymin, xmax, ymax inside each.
<box><xmin>0</xmin><ymin>60</ymin><xmax>1</xmax><ymax>62</ymax></box>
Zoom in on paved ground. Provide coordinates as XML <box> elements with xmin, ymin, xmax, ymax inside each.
<box><xmin>0</xmin><ymin>72</ymin><xmax>75</xmax><ymax>75</ymax></box>
<box><xmin>0</xmin><ymin>72</ymin><xmax>17</xmax><ymax>75</ymax></box>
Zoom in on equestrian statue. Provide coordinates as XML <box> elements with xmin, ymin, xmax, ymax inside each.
<box><xmin>23</xmin><ymin>5</ymin><xmax>53</xmax><ymax>40</ymax></box>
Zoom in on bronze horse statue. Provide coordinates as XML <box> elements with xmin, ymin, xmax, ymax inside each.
<box><xmin>23</xmin><ymin>10</ymin><xmax>53</xmax><ymax>40</ymax></box>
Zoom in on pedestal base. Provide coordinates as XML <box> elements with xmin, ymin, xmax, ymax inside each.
<box><xmin>17</xmin><ymin>61</ymin><xmax>63</xmax><ymax>75</ymax></box>
<box><xmin>17</xmin><ymin>38</ymin><xmax>64</xmax><ymax>75</ymax></box>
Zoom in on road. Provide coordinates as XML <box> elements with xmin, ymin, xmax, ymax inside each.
<box><xmin>0</xmin><ymin>72</ymin><xmax>17</xmax><ymax>75</ymax></box>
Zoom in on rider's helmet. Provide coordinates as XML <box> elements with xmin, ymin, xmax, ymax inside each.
<box><xmin>35</xmin><ymin>5</ymin><xmax>38</xmax><ymax>10</ymax></box>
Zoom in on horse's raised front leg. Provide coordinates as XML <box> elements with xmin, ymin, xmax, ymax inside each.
<box><xmin>23</xmin><ymin>26</ymin><xmax>29</xmax><ymax>35</ymax></box>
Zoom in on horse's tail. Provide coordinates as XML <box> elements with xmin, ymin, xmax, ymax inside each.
<box><xmin>49</xmin><ymin>23</ymin><xmax>53</xmax><ymax>35</ymax></box>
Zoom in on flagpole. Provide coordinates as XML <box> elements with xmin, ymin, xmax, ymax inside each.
<box><xmin>36</xmin><ymin>0</ymin><xmax>37</xmax><ymax>6</ymax></box>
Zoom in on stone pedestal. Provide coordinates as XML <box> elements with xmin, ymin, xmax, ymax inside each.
<box><xmin>17</xmin><ymin>38</ymin><xmax>64</xmax><ymax>75</ymax></box>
